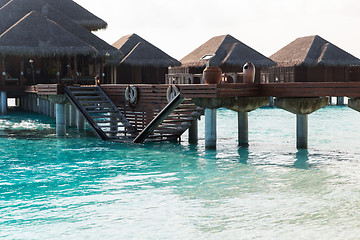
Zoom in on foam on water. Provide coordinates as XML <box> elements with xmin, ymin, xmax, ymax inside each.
<box><xmin>1</xmin><ymin>107</ymin><xmax>360</xmax><ymax>239</ymax></box>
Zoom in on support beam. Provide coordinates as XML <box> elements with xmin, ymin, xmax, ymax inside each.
<box><xmin>238</xmin><ymin>111</ymin><xmax>249</xmax><ymax>147</ymax></box>
<box><xmin>205</xmin><ymin>108</ymin><xmax>216</xmax><ymax>149</ymax></box>
<box><xmin>275</xmin><ymin>97</ymin><xmax>328</xmax><ymax>149</ymax></box>
<box><xmin>0</xmin><ymin>91</ymin><xmax>7</xmax><ymax>114</ymax></box>
<box><xmin>56</xmin><ymin>103</ymin><xmax>66</xmax><ymax>136</ymax></box>
<box><xmin>296</xmin><ymin>114</ymin><xmax>308</xmax><ymax>149</ymax></box>
<box><xmin>188</xmin><ymin>120</ymin><xmax>198</xmax><ymax>144</ymax></box>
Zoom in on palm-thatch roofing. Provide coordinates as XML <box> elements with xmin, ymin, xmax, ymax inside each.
<box><xmin>112</xmin><ymin>33</ymin><xmax>180</xmax><ymax>67</ymax></box>
<box><xmin>270</xmin><ymin>35</ymin><xmax>360</xmax><ymax>67</ymax></box>
<box><xmin>180</xmin><ymin>34</ymin><xmax>276</xmax><ymax>68</ymax></box>
<box><xmin>0</xmin><ymin>0</ymin><xmax>107</xmax><ymax>31</ymax></box>
<box><xmin>0</xmin><ymin>0</ymin><xmax>122</xmax><ymax>59</ymax></box>
<box><xmin>0</xmin><ymin>11</ymin><xmax>97</xmax><ymax>56</ymax></box>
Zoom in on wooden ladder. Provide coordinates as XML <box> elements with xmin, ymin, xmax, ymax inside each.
<box><xmin>133</xmin><ymin>93</ymin><xmax>204</xmax><ymax>143</ymax></box>
<box><xmin>64</xmin><ymin>86</ymin><xmax>138</xmax><ymax>142</ymax></box>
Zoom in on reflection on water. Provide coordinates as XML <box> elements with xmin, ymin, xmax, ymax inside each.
<box><xmin>295</xmin><ymin>149</ymin><xmax>310</xmax><ymax>169</ymax></box>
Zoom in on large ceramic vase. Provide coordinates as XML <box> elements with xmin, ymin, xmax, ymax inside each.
<box><xmin>203</xmin><ymin>66</ymin><xmax>222</xmax><ymax>84</ymax></box>
<box><xmin>243</xmin><ymin>63</ymin><xmax>255</xmax><ymax>83</ymax></box>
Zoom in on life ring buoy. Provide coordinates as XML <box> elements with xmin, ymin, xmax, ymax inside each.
<box><xmin>166</xmin><ymin>85</ymin><xmax>180</xmax><ymax>102</ymax></box>
<box><xmin>125</xmin><ymin>85</ymin><xmax>138</xmax><ymax>106</ymax></box>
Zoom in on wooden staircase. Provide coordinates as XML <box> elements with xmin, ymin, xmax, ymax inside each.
<box><xmin>64</xmin><ymin>86</ymin><xmax>138</xmax><ymax>142</ymax></box>
<box><xmin>134</xmin><ymin>94</ymin><xmax>204</xmax><ymax>143</ymax></box>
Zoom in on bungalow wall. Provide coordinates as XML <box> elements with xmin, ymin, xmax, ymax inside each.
<box><xmin>116</xmin><ymin>65</ymin><xmax>168</xmax><ymax>84</ymax></box>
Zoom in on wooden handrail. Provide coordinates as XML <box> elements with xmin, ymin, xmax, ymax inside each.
<box><xmin>133</xmin><ymin>93</ymin><xmax>185</xmax><ymax>143</ymax></box>
<box><xmin>64</xmin><ymin>87</ymin><xmax>109</xmax><ymax>140</ymax></box>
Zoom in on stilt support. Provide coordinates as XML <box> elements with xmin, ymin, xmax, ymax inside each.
<box><xmin>296</xmin><ymin>114</ymin><xmax>308</xmax><ymax>149</ymax></box>
<box><xmin>188</xmin><ymin>119</ymin><xmax>198</xmax><ymax>144</ymax></box>
<box><xmin>56</xmin><ymin>103</ymin><xmax>66</xmax><ymax>136</ymax></box>
<box><xmin>238</xmin><ymin>111</ymin><xmax>249</xmax><ymax>147</ymax></box>
<box><xmin>77</xmin><ymin>110</ymin><xmax>85</xmax><ymax>130</ymax></box>
<box><xmin>205</xmin><ymin>108</ymin><xmax>216</xmax><ymax>149</ymax></box>
<box><xmin>0</xmin><ymin>91</ymin><xmax>6</xmax><ymax>114</ymax></box>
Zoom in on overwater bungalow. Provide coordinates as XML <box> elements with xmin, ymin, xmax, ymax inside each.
<box><xmin>0</xmin><ymin>0</ymin><xmax>122</xmax><ymax>87</ymax></box>
<box><xmin>169</xmin><ymin>34</ymin><xmax>275</xmax><ymax>84</ymax></box>
<box><xmin>0</xmin><ymin>0</ymin><xmax>107</xmax><ymax>31</ymax></box>
<box><xmin>110</xmin><ymin>33</ymin><xmax>180</xmax><ymax>84</ymax></box>
<box><xmin>262</xmin><ymin>35</ymin><xmax>360</xmax><ymax>82</ymax></box>
<box><xmin>0</xmin><ymin>11</ymin><xmax>98</xmax><ymax>88</ymax></box>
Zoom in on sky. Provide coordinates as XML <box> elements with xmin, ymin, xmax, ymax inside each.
<box><xmin>74</xmin><ymin>0</ymin><xmax>360</xmax><ymax>60</ymax></box>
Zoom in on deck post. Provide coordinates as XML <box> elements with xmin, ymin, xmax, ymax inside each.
<box><xmin>238</xmin><ymin>111</ymin><xmax>249</xmax><ymax>147</ymax></box>
<box><xmin>205</xmin><ymin>108</ymin><xmax>217</xmax><ymax>149</ymax></box>
<box><xmin>296</xmin><ymin>114</ymin><xmax>308</xmax><ymax>149</ymax></box>
<box><xmin>0</xmin><ymin>91</ymin><xmax>7</xmax><ymax>114</ymax></box>
<box><xmin>70</xmin><ymin>104</ymin><xmax>77</xmax><ymax>127</ymax></box>
<box><xmin>56</xmin><ymin>103</ymin><xmax>66</xmax><ymax>136</ymax></box>
<box><xmin>188</xmin><ymin>119</ymin><xmax>198</xmax><ymax>144</ymax></box>
<box><xmin>76</xmin><ymin>110</ymin><xmax>85</xmax><ymax>130</ymax></box>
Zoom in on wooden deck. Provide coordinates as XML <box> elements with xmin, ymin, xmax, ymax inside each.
<box><xmin>5</xmin><ymin>82</ymin><xmax>360</xmax><ymax>98</ymax></box>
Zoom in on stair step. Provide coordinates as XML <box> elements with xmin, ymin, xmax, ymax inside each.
<box><xmin>87</xmin><ymin>109</ymin><xmax>117</xmax><ymax>113</ymax></box>
<box><xmin>84</xmin><ymin>105</ymin><xmax>113</xmax><ymax>109</ymax></box>
<box><xmin>76</xmin><ymin>96</ymin><xmax>105</xmax><ymax>100</ymax></box>
<box><xmin>103</xmin><ymin>130</ymin><xmax>128</xmax><ymax>134</ymax></box>
<box><xmin>71</xmin><ymin>91</ymin><xmax>99</xmax><ymax>95</ymax></box>
<box><xmin>79</xmin><ymin>100</ymin><xmax>109</xmax><ymax>104</ymax></box>
<box><xmin>147</xmin><ymin>134</ymin><xmax>179</xmax><ymax>139</ymax></box>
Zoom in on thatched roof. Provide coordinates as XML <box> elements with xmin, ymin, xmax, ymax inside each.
<box><xmin>0</xmin><ymin>11</ymin><xmax>97</xmax><ymax>56</ymax></box>
<box><xmin>0</xmin><ymin>0</ymin><xmax>122</xmax><ymax>59</ymax></box>
<box><xmin>43</xmin><ymin>0</ymin><xmax>107</xmax><ymax>31</ymax></box>
<box><xmin>112</xmin><ymin>33</ymin><xmax>180</xmax><ymax>67</ymax></box>
<box><xmin>270</xmin><ymin>35</ymin><xmax>360</xmax><ymax>67</ymax></box>
<box><xmin>0</xmin><ymin>0</ymin><xmax>107</xmax><ymax>31</ymax></box>
<box><xmin>180</xmin><ymin>34</ymin><xmax>276</xmax><ymax>68</ymax></box>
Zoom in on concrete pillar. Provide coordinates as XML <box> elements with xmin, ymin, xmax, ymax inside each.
<box><xmin>296</xmin><ymin>114</ymin><xmax>308</xmax><ymax>149</ymax></box>
<box><xmin>205</xmin><ymin>108</ymin><xmax>216</xmax><ymax>149</ymax></box>
<box><xmin>337</xmin><ymin>96</ymin><xmax>344</xmax><ymax>106</ymax></box>
<box><xmin>238</xmin><ymin>111</ymin><xmax>249</xmax><ymax>147</ymax></box>
<box><xmin>0</xmin><ymin>91</ymin><xmax>7</xmax><ymax>114</ymax></box>
<box><xmin>269</xmin><ymin>97</ymin><xmax>274</xmax><ymax>107</ymax></box>
<box><xmin>45</xmin><ymin>100</ymin><xmax>50</xmax><ymax>117</ymax></box>
<box><xmin>49</xmin><ymin>102</ymin><xmax>55</xmax><ymax>118</ymax></box>
<box><xmin>70</xmin><ymin>104</ymin><xmax>77</xmax><ymax>127</ymax></box>
<box><xmin>32</xmin><ymin>96</ymin><xmax>36</xmax><ymax>113</ymax></box>
<box><xmin>188</xmin><ymin>120</ymin><xmax>198</xmax><ymax>144</ymax></box>
<box><xmin>65</xmin><ymin>104</ymin><xmax>70</xmax><ymax>126</ymax></box>
<box><xmin>56</xmin><ymin>103</ymin><xmax>66</xmax><ymax>136</ymax></box>
<box><xmin>77</xmin><ymin>110</ymin><xmax>85</xmax><ymax>130</ymax></box>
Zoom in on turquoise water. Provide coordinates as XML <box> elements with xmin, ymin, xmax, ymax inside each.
<box><xmin>1</xmin><ymin>107</ymin><xmax>360</xmax><ymax>239</ymax></box>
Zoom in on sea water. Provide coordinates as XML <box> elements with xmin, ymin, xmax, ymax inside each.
<box><xmin>1</xmin><ymin>107</ymin><xmax>360</xmax><ymax>240</ymax></box>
